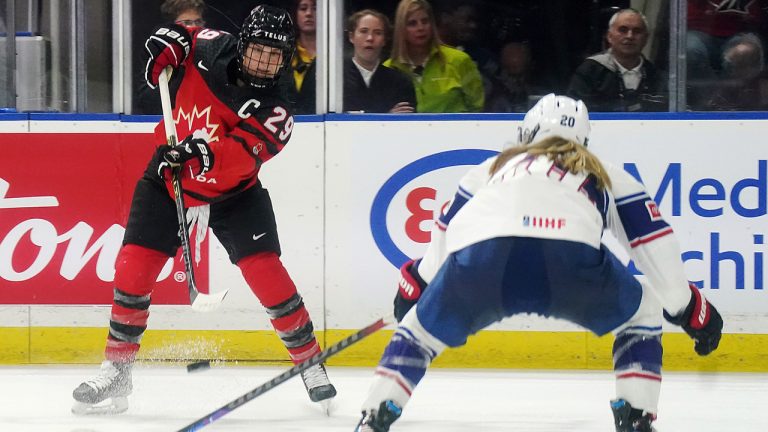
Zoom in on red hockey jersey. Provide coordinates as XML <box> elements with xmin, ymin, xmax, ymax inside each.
<box><xmin>688</xmin><ymin>0</ymin><xmax>767</xmax><ymax>37</ymax></box>
<box><xmin>154</xmin><ymin>27</ymin><xmax>294</xmax><ymax>206</ymax></box>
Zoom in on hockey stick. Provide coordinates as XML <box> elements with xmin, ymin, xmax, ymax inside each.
<box><xmin>158</xmin><ymin>67</ymin><xmax>228</xmax><ymax>311</ymax></box>
<box><xmin>175</xmin><ymin>315</ymin><xmax>394</xmax><ymax>431</ymax></box>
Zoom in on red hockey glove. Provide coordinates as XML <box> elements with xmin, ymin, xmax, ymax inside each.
<box><xmin>144</xmin><ymin>24</ymin><xmax>191</xmax><ymax>88</ymax></box>
<box><xmin>664</xmin><ymin>283</ymin><xmax>723</xmax><ymax>356</ymax></box>
<box><xmin>394</xmin><ymin>259</ymin><xmax>427</xmax><ymax>322</ymax></box>
<box><xmin>157</xmin><ymin>132</ymin><xmax>214</xmax><ymax>179</ymax></box>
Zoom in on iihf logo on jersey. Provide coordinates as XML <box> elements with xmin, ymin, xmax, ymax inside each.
<box><xmin>370</xmin><ymin>149</ymin><xmax>498</xmax><ymax>268</ymax></box>
<box><xmin>523</xmin><ymin>215</ymin><xmax>566</xmax><ymax>229</ymax></box>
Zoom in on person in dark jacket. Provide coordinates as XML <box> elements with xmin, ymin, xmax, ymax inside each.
<box><xmin>344</xmin><ymin>9</ymin><xmax>416</xmax><ymax>113</ymax></box>
<box><xmin>567</xmin><ymin>9</ymin><xmax>667</xmax><ymax>112</ymax></box>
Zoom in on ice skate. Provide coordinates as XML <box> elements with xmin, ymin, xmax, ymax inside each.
<box><xmin>71</xmin><ymin>360</ymin><xmax>133</xmax><ymax>415</ymax></box>
<box><xmin>300</xmin><ymin>363</ymin><xmax>337</xmax><ymax>412</ymax></box>
<box><xmin>611</xmin><ymin>399</ymin><xmax>657</xmax><ymax>432</ymax></box>
<box><xmin>355</xmin><ymin>400</ymin><xmax>403</xmax><ymax>432</ymax></box>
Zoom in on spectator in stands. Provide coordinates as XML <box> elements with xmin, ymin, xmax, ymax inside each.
<box><xmin>567</xmin><ymin>8</ymin><xmax>667</xmax><ymax>112</ymax></box>
<box><xmin>287</xmin><ymin>0</ymin><xmax>317</xmax><ymax>114</ymax></box>
<box><xmin>687</xmin><ymin>0</ymin><xmax>768</xmax><ymax>109</ymax></box>
<box><xmin>707</xmin><ymin>33</ymin><xmax>768</xmax><ymax>110</ymax></box>
<box><xmin>344</xmin><ymin>9</ymin><xmax>416</xmax><ymax>113</ymax></box>
<box><xmin>486</xmin><ymin>41</ymin><xmax>548</xmax><ymax>113</ymax></box>
<box><xmin>434</xmin><ymin>0</ymin><xmax>498</xmax><ymax>109</ymax></box>
<box><xmin>135</xmin><ymin>0</ymin><xmax>207</xmax><ymax>115</ymax></box>
<box><xmin>384</xmin><ymin>0</ymin><xmax>484</xmax><ymax>113</ymax></box>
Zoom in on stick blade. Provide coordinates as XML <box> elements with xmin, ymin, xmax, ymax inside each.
<box><xmin>190</xmin><ymin>289</ymin><xmax>229</xmax><ymax>312</ymax></box>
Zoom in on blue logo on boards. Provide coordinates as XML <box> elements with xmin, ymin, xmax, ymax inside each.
<box><xmin>369</xmin><ymin>149</ymin><xmax>498</xmax><ymax>268</ymax></box>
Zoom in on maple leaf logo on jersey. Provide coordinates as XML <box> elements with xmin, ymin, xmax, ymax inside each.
<box><xmin>711</xmin><ymin>0</ymin><xmax>755</xmax><ymax>14</ymax></box>
<box><xmin>174</xmin><ymin>105</ymin><xmax>221</xmax><ymax>143</ymax></box>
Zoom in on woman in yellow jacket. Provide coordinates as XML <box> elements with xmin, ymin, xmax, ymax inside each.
<box><xmin>385</xmin><ymin>0</ymin><xmax>484</xmax><ymax>113</ymax></box>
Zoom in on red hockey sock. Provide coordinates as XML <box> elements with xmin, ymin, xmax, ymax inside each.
<box><xmin>105</xmin><ymin>244</ymin><xmax>168</xmax><ymax>362</ymax></box>
<box><xmin>238</xmin><ymin>252</ymin><xmax>321</xmax><ymax>364</ymax></box>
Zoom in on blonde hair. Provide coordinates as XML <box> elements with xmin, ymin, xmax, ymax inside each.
<box><xmin>391</xmin><ymin>0</ymin><xmax>444</xmax><ymax>66</ymax></box>
<box><xmin>490</xmin><ymin>137</ymin><xmax>612</xmax><ymax>190</ymax></box>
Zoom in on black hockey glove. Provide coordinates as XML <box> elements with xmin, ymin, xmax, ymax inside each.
<box><xmin>157</xmin><ymin>133</ymin><xmax>214</xmax><ymax>179</ymax></box>
<box><xmin>664</xmin><ymin>283</ymin><xmax>723</xmax><ymax>356</ymax></box>
<box><xmin>394</xmin><ymin>259</ymin><xmax>428</xmax><ymax>322</ymax></box>
<box><xmin>144</xmin><ymin>24</ymin><xmax>191</xmax><ymax>88</ymax></box>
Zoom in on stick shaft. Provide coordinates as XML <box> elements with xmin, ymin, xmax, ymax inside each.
<box><xmin>176</xmin><ymin>316</ymin><xmax>391</xmax><ymax>431</ymax></box>
<box><xmin>157</xmin><ymin>68</ymin><xmax>201</xmax><ymax>303</ymax></box>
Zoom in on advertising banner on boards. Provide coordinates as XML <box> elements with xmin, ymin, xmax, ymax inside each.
<box><xmin>0</xmin><ymin>131</ymin><xmax>209</xmax><ymax>305</ymax></box>
<box><xmin>325</xmin><ymin>117</ymin><xmax>767</xmax><ymax>329</ymax></box>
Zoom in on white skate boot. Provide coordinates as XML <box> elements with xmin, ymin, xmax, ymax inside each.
<box><xmin>71</xmin><ymin>360</ymin><xmax>133</xmax><ymax>415</ymax></box>
<box><xmin>300</xmin><ymin>363</ymin><xmax>337</xmax><ymax>412</ymax></box>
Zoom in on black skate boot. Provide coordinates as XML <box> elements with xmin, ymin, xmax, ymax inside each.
<box><xmin>72</xmin><ymin>360</ymin><xmax>133</xmax><ymax>415</ymax></box>
<box><xmin>355</xmin><ymin>400</ymin><xmax>403</xmax><ymax>432</ymax></box>
<box><xmin>301</xmin><ymin>363</ymin><xmax>337</xmax><ymax>403</ymax></box>
<box><xmin>611</xmin><ymin>399</ymin><xmax>657</xmax><ymax>432</ymax></box>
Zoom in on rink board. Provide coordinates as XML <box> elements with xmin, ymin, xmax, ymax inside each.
<box><xmin>0</xmin><ymin>113</ymin><xmax>766</xmax><ymax>371</ymax></box>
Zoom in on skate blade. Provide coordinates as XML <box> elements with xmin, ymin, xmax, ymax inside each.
<box><xmin>319</xmin><ymin>397</ymin><xmax>335</xmax><ymax>416</ymax></box>
<box><xmin>71</xmin><ymin>396</ymin><xmax>128</xmax><ymax>416</ymax></box>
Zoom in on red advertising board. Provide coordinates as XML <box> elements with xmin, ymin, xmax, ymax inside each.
<box><xmin>0</xmin><ymin>132</ymin><xmax>208</xmax><ymax>304</ymax></box>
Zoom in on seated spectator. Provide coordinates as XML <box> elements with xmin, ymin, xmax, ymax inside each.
<box><xmin>486</xmin><ymin>41</ymin><xmax>548</xmax><ymax>113</ymax></box>
<box><xmin>567</xmin><ymin>8</ymin><xmax>667</xmax><ymax>112</ymax></box>
<box><xmin>384</xmin><ymin>0</ymin><xmax>484</xmax><ymax>113</ymax></box>
<box><xmin>134</xmin><ymin>0</ymin><xmax>206</xmax><ymax>115</ymax></box>
<box><xmin>687</xmin><ymin>0</ymin><xmax>767</xmax><ymax>101</ymax></box>
<box><xmin>288</xmin><ymin>0</ymin><xmax>317</xmax><ymax>114</ymax></box>
<box><xmin>344</xmin><ymin>9</ymin><xmax>416</xmax><ymax>113</ymax></box>
<box><xmin>707</xmin><ymin>33</ymin><xmax>768</xmax><ymax>110</ymax></box>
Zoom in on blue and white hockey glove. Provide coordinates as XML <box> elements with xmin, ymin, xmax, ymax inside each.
<box><xmin>664</xmin><ymin>283</ymin><xmax>723</xmax><ymax>356</ymax></box>
<box><xmin>157</xmin><ymin>131</ymin><xmax>214</xmax><ymax>179</ymax></box>
<box><xmin>394</xmin><ymin>259</ymin><xmax>427</xmax><ymax>322</ymax></box>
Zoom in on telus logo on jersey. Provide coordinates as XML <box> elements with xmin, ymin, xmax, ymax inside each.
<box><xmin>370</xmin><ymin>149</ymin><xmax>497</xmax><ymax>267</ymax></box>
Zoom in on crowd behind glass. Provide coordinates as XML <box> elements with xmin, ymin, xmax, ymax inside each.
<box><xmin>0</xmin><ymin>0</ymin><xmax>766</xmax><ymax>114</ymax></box>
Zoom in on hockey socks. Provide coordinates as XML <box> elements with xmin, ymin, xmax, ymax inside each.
<box><xmin>266</xmin><ymin>292</ymin><xmax>320</xmax><ymax>363</ymax></box>
<box><xmin>612</xmin><ymin>326</ymin><xmax>663</xmax><ymax>414</ymax></box>
<box><xmin>238</xmin><ymin>252</ymin><xmax>321</xmax><ymax>363</ymax></box>
<box><xmin>363</xmin><ymin>310</ymin><xmax>446</xmax><ymax>413</ymax></box>
<box><xmin>105</xmin><ymin>244</ymin><xmax>168</xmax><ymax>362</ymax></box>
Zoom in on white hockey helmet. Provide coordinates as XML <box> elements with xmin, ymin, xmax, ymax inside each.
<box><xmin>516</xmin><ymin>93</ymin><xmax>591</xmax><ymax>147</ymax></box>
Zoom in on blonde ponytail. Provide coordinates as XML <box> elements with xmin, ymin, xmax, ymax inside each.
<box><xmin>490</xmin><ymin>137</ymin><xmax>612</xmax><ymax>190</ymax></box>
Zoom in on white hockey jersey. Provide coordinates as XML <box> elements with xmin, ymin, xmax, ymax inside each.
<box><xmin>416</xmin><ymin>152</ymin><xmax>691</xmax><ymax>315</ymax></box>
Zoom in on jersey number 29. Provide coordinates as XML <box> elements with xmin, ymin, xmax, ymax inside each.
<box><xmin>238</xmin><ymin>99</ymin><xmax>294</xmax><ymax>141</ymax></box>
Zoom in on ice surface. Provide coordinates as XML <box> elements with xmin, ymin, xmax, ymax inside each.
<box><xmin>0</xmin><ymin>365</ymin><xmax>765</xmax><ymax>431</ymax></box>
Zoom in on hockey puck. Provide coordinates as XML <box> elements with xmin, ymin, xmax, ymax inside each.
<box><xmin>186</xmin><ymin>360</ymin><xmax>211</xmax><ymax>373</ymax></box>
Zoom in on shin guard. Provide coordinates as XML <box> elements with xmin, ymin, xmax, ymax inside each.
<box><xmin>105</xmin><ymin>245</ymin><xmax>168</xmax><ymax>362</ymax></box>
<box><xmin>238</xmin><ymin>252</ymin><xmax>320</xmax><ymax>364</ymax></box>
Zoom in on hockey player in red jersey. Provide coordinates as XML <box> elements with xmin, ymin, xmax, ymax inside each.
<box><xmin>72</xmin><ymin>5</ymin><xmax>336</xmax><ymax>415</ymax></box>
<box><xmin>354</xmin><ymin>95</ymin><xmax>724</xmax><ymax>432</ymax></box>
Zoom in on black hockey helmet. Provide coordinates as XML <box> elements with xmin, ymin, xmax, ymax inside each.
<box><xmin>237</xmin><ymin>5</ymin><xmax>296</xmax><ymax>88</ymax></box>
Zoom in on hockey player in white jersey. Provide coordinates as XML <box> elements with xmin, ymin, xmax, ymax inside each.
<box><xmin>355</xmin><ymin>94</ymin><xmax>723</xmax><ymax>432</ymax></box>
